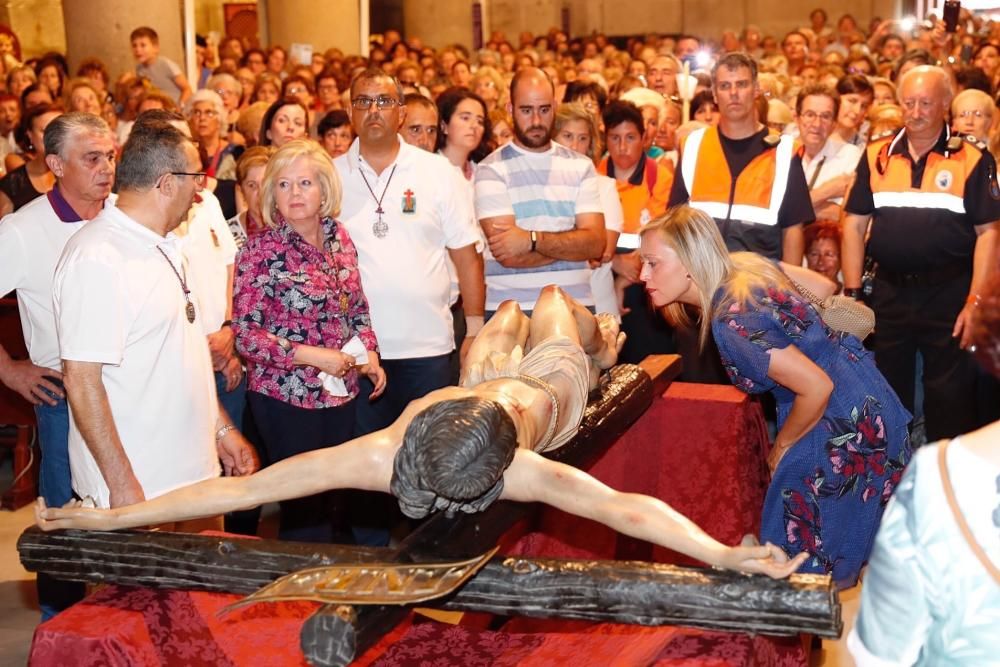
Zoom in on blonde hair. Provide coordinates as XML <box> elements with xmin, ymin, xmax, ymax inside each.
<box><xmin>553</xmin><ymin>101</ymin><xmax>600</xmax><ymax>161</ymax></box>
<box><xmin>260</xmin><ymin>139</ymin><xmax>342</xmax><ymax>228</ymax></box>
<box><xmin>951</xmin><ymin>88</ymin><xmax>994</xmax><ymax>121</ymax></box>
<box><xmin>639</xmin><ymin>205</ymin><xmax>793</xmax><ymax>347</ymax></box>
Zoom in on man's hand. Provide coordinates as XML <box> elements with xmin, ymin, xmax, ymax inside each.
<box><xmin>207</xmin><ymin>326</ymin><xmax>236</xmax><ymax>370</ymax></box>
<box><xmin>221</xmin><ymin>355</ymin><xmax>243</xmax><ymax>392</ymax></box>
<box><xmin>108</xmin><ymin>474</ymin><xmax>145</xmax><ymax>509</ymax></box>
<box><xmin>0</xmin><ymin>358</ymin><xmax>63</xmax><ymax>406</ymax></box>
<box><xmin>486</xmin><ymin>220</ymin><xmax>532</xmax><ymax>263</ymax></box>
<box><xmin>611</xmin><ymin>252</ymin><xmax>641</xmax><ymax>283</ymax></box>
<box><xmin>217</xmin><ymin>429</ymin><xmax>259</xmax><ymax>476</ymax></box>
<box><xmin>953</xmin><ymin>301</ymin><xmax>977</xmax><ymax>349</ymax></box>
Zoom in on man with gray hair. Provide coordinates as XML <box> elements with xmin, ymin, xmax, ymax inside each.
<box><xmin>0</xmin><ymin>111</ymin><xmax>115</xmax><ymax>619</ymax></box>
<box><xmin>843</xmin><ymin>65</ymin><xmax>1000</xmax><ymax>441</ymax></box>
<box><xmin>53</xmin><ymin>121</ymin><xmax>256</xmax><ymax>528</ymax></box>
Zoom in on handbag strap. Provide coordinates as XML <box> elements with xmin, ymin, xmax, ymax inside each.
<box><xmin>789</xmin><ymin>277</ymin><xmax>824</xmax><ymax>307</ymax></box>
<box><xmin>937</xmin><ymin>439</ymin><xmax>1000</xmax><ymax>585</ymax></box>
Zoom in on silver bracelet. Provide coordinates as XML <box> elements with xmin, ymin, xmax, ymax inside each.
<box><xmin>215</xmin><ymin>423</ymin><xmax>237</xmax><ymax>441</ymax></box>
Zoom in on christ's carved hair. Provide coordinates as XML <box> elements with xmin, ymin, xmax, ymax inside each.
<box><xmin>391</xmin><ymin>397</ymin><xmax>518</xmax><ymax>519</ymax></box>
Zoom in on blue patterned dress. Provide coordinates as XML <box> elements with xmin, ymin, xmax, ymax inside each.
<box><xmin>712</xmin><ymin>285</ymin><xmax>912</xmax><ymax>587</ymax></box>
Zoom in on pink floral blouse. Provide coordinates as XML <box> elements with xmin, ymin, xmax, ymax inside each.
<box><xmin>232</xmin><ymin>217</ymin><xmax>379</xmax><ymax>408</ymax></box>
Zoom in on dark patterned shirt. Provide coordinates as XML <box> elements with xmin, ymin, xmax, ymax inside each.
<box><xmin>232</xmin><ymin>216</ymin><xmax>378</xmax><ymax>408</ymax></box>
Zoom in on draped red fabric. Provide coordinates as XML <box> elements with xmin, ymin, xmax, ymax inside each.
<box><xmin>29</xmin><ymin>383</ymin><xmax>806</xmax><ymax>667</ymax></box>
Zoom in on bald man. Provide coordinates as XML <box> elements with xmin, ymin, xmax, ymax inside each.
<box><xmin>474</xmin><ymin>67</ymin><xmax>605</xmax><ymax>315</ymax></box>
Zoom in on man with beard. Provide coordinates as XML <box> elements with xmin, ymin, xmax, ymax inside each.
<box><xmin>475</xmin><ymin>67</ymin><xmax>605</xmax><ymax>315</ymax></box>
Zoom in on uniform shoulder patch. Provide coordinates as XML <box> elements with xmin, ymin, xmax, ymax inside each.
<box><xmin>962</xmin><ymin>134</ymin><xmax>987</xmax><ymax>151</ymax></box>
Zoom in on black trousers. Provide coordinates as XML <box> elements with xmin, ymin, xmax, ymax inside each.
<box><xmin>868</xmin><ymin>272</ymin><xmax>980</xmax><ymax>442</ymax></box>
<box><xmin>247</xmin><ymin>391</ymin><xmax>355</xmax><ymax>543</ymax></box>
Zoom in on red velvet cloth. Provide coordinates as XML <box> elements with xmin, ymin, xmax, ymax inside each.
<box><xmin>29</xmin><ymin>383</ymin><xmax>802</xmax><ymax>667</ymax></box>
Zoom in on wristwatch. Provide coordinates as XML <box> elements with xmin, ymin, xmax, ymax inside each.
<box><xmin>842</xmin><ymin>288</ymin><xmax>862</xmax><ymax>299</ymax></box>
<box><xmin>530</xmin><ymin>230</ymin><xmax>538</xmax><ymax>252</ymax></box>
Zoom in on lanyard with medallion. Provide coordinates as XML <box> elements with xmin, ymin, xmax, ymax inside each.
<box><xmin>156</xmin><ymin>246</ymin><xmax>196</xmax><ymax>323</ymax></box>
<box><xmin>359</xmin><ymin>161</ymin><xmax>398</xmax><ymax>239</ymax></box>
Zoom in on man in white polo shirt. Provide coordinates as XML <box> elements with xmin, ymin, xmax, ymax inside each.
<box><xmin>334</xmin><ymin>67</ymin><xmax>485</xmax><ymax>436</ymax></box>
<box><xmin>0</xmin><ymin>112</ymin><xmax>115</xmax><ymax>619</ymax></box>
<box><xmin>53</xmin><ymin>121</ymin><xmax>256</xmax><ymax>515</ymax></box>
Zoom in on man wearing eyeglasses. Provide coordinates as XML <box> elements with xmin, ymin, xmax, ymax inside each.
<box><xmin>334</xmin><ymin>69</ymin><xmax>485</xmax><ymax>545</ymax></box>
<box><xmin>843</xmin><ymin>65</ymin><xmax>1000</xmax><ymax>442</ymax></box>
<box><xmin>334</xmin><ymin>67</ymin><xmax>484</xmax><ymax>438</ymax></box>
<box><xmin>52</xmin><ymin>120</ymin><xmax>257</xmax><ymax>526</ymax></box>
<box><xmin>795</xmin><ymin>85</ymin><xmax>863</xmax><ymax>220</ymax></box>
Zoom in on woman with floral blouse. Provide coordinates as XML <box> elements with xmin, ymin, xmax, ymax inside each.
<box><xmin>232</xmin><ymin>139</ymin><xmax>386</xmax><ymax>543</ymax></box>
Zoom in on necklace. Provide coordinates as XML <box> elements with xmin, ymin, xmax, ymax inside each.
<box><xmin>358</xmin><ymin>161</ymin><xmax>397</xmax><ymax>239</ymax></box>
<box><xmin>155</xmin><ymin>246</ymin><xmax>196</xmax><ymax>323</ymax></box>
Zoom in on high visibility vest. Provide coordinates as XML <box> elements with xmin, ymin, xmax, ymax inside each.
<box><xmin>680</xmin><ymin>126</ymin><xmax>795</xmax><ymax>226</ymax></box>
<box><xmin>866</xmin><ymin>130</ymin><xmax>982</xmax><ymax>214</ymax></box>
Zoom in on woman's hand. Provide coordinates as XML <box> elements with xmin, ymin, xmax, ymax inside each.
<box><xmin>360</xmin><ymin>350</ymin><xmax>387</xmax><ymax>399</ymax></box>
<box><xmin>768</xmin><ymin>439</ymin><xmax>794</xmax><ymax>474</ymax></box>
<box><xmin>313</xmin><ymin>348</ymin><xmax>358</xmax><ymax>377</ymax></box>
<box><xmin>34</xmin><ymin>497</ymin><xmax>115</xmax><ymax>532</ymax></box>
<box><xmin>718</xmin><ymin>535</ymin><xmax>810</xmax><ymax>578</ymax></box>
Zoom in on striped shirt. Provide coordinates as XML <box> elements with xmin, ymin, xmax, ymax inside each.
<box><xmin>475</xmin><ymin>141</ymin><xmax>602</xmax><ymax>311</ymax></box>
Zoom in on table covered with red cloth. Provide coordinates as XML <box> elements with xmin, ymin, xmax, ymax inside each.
<box><xmin>30</xmin><ymin>382</ymin><xmax>801</xmax><ymax>666</ymax></box>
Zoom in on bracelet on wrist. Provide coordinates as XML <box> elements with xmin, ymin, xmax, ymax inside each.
<box><xmin>215</xmin><ymin>423</ymin><xmax>236</xmax><ymax>441</ymax></box>
<box><xmin>842</xmin><ymin>287</ymin><xmax>862</xmax><ymax>299</ymax></box>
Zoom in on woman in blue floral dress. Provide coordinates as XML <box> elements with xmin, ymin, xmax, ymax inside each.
<box><xmin>638</xmin><ymin>206</ymin><xmax>911</xmax><ymax>587</ymax></box>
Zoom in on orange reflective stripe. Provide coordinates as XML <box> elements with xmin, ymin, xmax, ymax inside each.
<box><xmin>866</xmin><ymin>134</ymin><xmax>982</xmax><ymax>211</ymax></box>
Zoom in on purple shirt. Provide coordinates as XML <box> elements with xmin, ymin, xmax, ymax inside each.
<box><xmin>232</xmin><ymin>216</ymin><xmax>378</xmax><ymax>408</ymax></box>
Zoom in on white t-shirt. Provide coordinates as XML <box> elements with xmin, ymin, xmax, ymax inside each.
<box><xmin>175</xmin><ymin>190</ymin><xmax>238</xmax><ymax>333</ymax></box>
<box><xmin>0</xmin><ymin>192</ymin><xmax>116</xmax><ymax>371</ymax></box>
<box><xmin>590</xmin><ymin>175</ymin><xmax>624</xmax><ymax>318</ymax></box>
<box><xmin>334</xmin><ymin>138</ymin><xmax>482</xmax><ymax>359</ymax></box>
<box><xmin>802</xmin><ymin>138</ymin><xmax>864</xmax><ymax>206</ymax></box>
<box><xmin>53</xmin><ymin>205</ymin><xmax>220</xmax><ymax>508</ymax></box>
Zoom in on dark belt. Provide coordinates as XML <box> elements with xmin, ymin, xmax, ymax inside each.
<box><xmin>877</xmin><ymin>261</ymin><xmax>971</xmax><ymax>288</ymax></box>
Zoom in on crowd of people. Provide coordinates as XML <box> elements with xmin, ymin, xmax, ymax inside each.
<box><xmin>3</xmin><ymin>8</ymin><xmax>1000</xmax><ymax>661</ymax></box>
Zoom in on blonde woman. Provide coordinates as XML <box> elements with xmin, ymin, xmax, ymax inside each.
<box><xmin>951</xmin><ymin>88</ymin><xmax>998</xmax><ymax>157</ymax></box>
<box><xmin>638</xmin><ymin>205</ymin><xmax>911</xmax><ymax>588</ymax></box>
<box><xmin>232</xmin><ymin>139</ymin><xmax>385</xmax><ymax>543</ymax></box>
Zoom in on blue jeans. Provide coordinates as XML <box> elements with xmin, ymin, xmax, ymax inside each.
<box><xmin>34</xmin><ymin>398</ymin><xmax>73</xmax><ymax>509</ymax></box>
<box><xmin>34</xmin><ymin>396</ymin><xmax>85</xmax><ymax>620</ymax></box>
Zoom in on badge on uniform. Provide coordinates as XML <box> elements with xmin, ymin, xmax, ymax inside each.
<box><xmin>402</xmin><ymin>188</ymin><xmax>416</xmax><ymax>214</ymax></box>
<box><xmin>935</xmin><ymin>169</ymin><xmax>953</xmax><ymax>191</ymax></box>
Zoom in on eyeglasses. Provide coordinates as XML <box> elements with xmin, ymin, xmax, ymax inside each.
<box><xmin>190</xmin><ymin>108</ymin><xmax>218</xmax><ymax>118</ymax></box>
<box><xmin>170</xmin><ymin>171</ymin><xmax>208</xmax><ymax>186</ymax></box>
<box><xmin>214</xmin><ymin>88</ymin><xmax>237</xmax><ymax>98</ymax></box>
<box><xmin>800</xmin><ymin>110</ymin><xmax>835</xmax><ymax>123</ymax></box>
<box><xmin>351</xmin><ymin>95</ymin><xmax>400</xmax><ymax>110</ymax></box>
<box><xmin>956</xmin><ymin>109</ymin><xmax>987</xmax><ymax>119</ymax></box>
<box><xmin>286</xmin><ymin>86</ymin><xmax>307</xmax><ymax>96</ymax></box>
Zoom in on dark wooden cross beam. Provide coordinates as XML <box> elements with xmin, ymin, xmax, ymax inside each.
<box><xmin>17</xmin><ymin>527</ymin><xmax>842</xmax><ymax>642</ymax></box>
